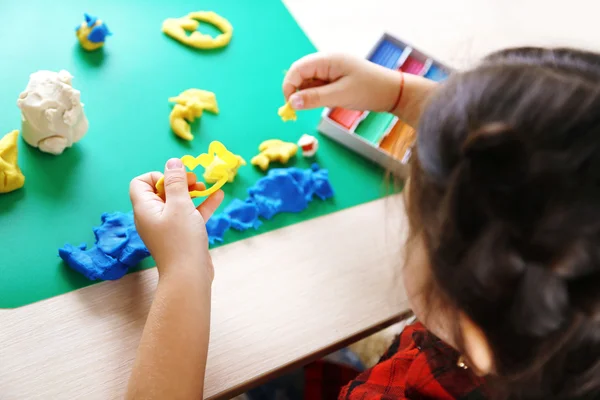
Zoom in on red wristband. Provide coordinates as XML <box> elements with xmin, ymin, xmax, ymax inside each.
<box><xmin>388</xmin><ymin>71</ymin><xmax>405</xmax><ymax>113</ymax></box>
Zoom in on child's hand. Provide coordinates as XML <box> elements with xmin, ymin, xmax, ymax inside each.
<box><xmin>129</xmin><ymin>158</ymin><xmax>224</xmax><ymax>279</ymax></box>
<box><xmin>283</xmin><ymin>53</ymin><xmax>401</xmax><ymax>112</ymax></box>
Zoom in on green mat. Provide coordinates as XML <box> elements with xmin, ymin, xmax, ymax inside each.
<box><xmin>0</xmin><ymin>0</ymin><xmax>388</xmax><ymax>309</ymax></box>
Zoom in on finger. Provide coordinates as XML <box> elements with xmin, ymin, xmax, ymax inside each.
<box><xmin>189</xmin><ymin>182</ymin><xmax>207</xmax><ymax>192</ymax></box>
<box><xmin>283</xmin><ymin>53</ymin><xmax>341</xmax><ymax>100</ymax></box>
<box><xmin>299</xmin><ymin>78</ymin><xmax>329</xmax><ymax>90</ymax></box>
<box><xmin>163</xmin><ymin>158</ymin><xmax>192</xmax><ymax>205</ymax></box>
<box><xmin>129</xmin><ymin>171</ymin><xmax>164</xmax><ymax>205</ymax></box>
<box><xmin>290</xmin><ymin>78</ymin><xmax>348</xmax><ymax>110</ymax></box>
<box><xmin>186</xmin><ymin>171</ymin><xmax>197</xmax><ymax>187</ymax></box>
<box><xmin>196</xmin><ymin>190</ymin><xmax>224</xmax><ymax>221</ymax></box>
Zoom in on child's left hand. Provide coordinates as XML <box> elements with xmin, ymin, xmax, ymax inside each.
<box><xmin>129</xmin><ymin>158</ymin><xmax>224</xmax><ymax>280</ymax></box>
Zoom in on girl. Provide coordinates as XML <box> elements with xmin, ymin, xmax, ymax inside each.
<box><xmin>126</xmin><ymin>48</ymin><xmax>600</xmax><ymax>399</ymax></box>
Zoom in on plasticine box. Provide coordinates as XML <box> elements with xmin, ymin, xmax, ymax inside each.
<box><xmin>317</xmin><ymin>33</ymin><xmax>452</xmax><ymax>176</ymax></box>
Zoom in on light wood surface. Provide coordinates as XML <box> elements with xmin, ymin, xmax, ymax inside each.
<box><xmin>0</xmin><ymin>193</ymin><xmax>409</xmax><ymax>400</ymax></box>
<box><xmin>3</xmin><ymin>0</ymin><xmax>600</xmax><ymax>399</ymax></box>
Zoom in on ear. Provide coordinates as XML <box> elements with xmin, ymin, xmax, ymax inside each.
<box><xmin>459</xmin><ymin>312</ymin><xmax>494</xmax><ymax>375</ymax></box>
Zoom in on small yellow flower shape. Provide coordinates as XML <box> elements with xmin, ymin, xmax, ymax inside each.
<box><xmin>156</xmin><ymin>141</ymin><xmax>245</xmax><ymax>198</ymax></box>
<box><xmin>251</xmin><ymin>139</ymin><xmax>298</xmax><ymax>171</ymax></box>
<box><xmin>162</xmin><ymin>11</ymin><xmax>233</xmax><ymax>50</ymax></box>
<box><xmin>169</xmin><ymin>89</ymin><xmax>219</xmax><ymax>141</ymax></box>
<box><xmin>0</xmin><ymin>130</ymin><xmax>25</xmax><ymax>193</ymax></box>
<box><xmin>278</xmin><ymin>101</ymin><xmax>297</xmax><ymax>122</ymax></box>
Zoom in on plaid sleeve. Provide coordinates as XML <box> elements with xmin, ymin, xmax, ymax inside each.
<box><xmin>339</xmin><ymin>322</ymin><xmax>486</xmax><ymax>400</ymax></box>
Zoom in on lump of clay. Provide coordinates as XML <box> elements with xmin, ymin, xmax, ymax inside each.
<box><xmin>169</xmin><ymin>88</ymin><xmax>219</xmax><ymax>141</ymax></box>
<box><xmin>205</xmin><ymin>164</ymin><xmax>334</xmax><ymax>244</ymax></box>
<box><xmin>0</xmin><ymin>130</ymin><xmax>25</xmax><ymax>193</ymax></box>
<box><xmin>251</xmin><ymin>139</ymin><xmax>298</xmax><ymax>171</ymax></box>
<box><xmin>59</xmin><ymin>212</ymin><xmax>150</xmax><ymax>281</ymax></box>
<box><xmin>297</xmin><ymin>134</ymin><xmax>319</xmax><ymax>157</ymax></box>
<box><xmin>76</xmin><ymin>13</ymin><xmax>112</xmax><ymax>51</ymax></box>
<box><xmin>278</xmin><ymin>101</ymin><xmax>297</xmax><ymax>122</ymax></box>
<box><xmin>17</xmin><ymin>70</ymin><xmax>89</xmax><ymax>155</ymax></box>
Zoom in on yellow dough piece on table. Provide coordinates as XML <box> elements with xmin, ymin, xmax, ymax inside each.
<box><xmin>251</xmin><ymin>139</ymin><xmax>298</xmax><ymax>171</ymax></box>
<box><xmin>169</xmin><ymin>89</ymin><xmax>219</xmax><ymax>141</ymax></box>
<box><xmin>278</xmin><ymin>102</ymin><xmax>297</xmax><ymax>122</ymax></box>
<box><xmin>162</xmin><ymin>11</ymin><xmax>233</xmax><ymax>50</ymax></box>
<box><xmin>0</xmin><ymin>130</ymin><xmax>25</xmax><ymax>193</ymax></box>
<box><xmin>169</xmin><ymin>89</ymin><xmax>219</xmax><ymax>114</ymax></box>
<box><xmin>155</xmin><ymin>141</ymin><xmax>245</xmax><ymax>199</ymax></box>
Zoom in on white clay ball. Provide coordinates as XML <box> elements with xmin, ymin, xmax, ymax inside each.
<box><xmin>17</xmin><ymin>70</ymin><xmax>88</xmax><ymax>155</ymax></box>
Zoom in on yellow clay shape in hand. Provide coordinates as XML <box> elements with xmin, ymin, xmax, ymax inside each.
<box><xmin>0</xmin><ymin>130</ymin><xmax>25</xmax><ymax>193</ymax></box>
<box><xmin>155</xmin><ymin>141</ymin><xmax>245</xmax><ymax>198</ymax></box>
<box><xmin>162</xmin><ymin>11</ymin><xmax>233</xmax><ymax>50</ymax></box>
<box><xmin>251</xmin><ymin>139</ymin><xmax>298</xmax><ymax>171</ymax></box>
<box><xmin>278</xmin><ymin>102</ymin><xmax>297</xmax><ymax>122</ymax></box>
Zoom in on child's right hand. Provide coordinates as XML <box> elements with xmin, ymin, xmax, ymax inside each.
<box><xmin>283</xmin><ymin>53</ymin><xmax>401</xmax><ymax>112</ymax></box>
<box><xmin>129</xmin><ymin>158</ymin><xmax>224</xmax><ymax>280</ymax></box>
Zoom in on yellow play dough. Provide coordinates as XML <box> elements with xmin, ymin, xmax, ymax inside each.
<box><xmin>251</xmin><ymin>139</ymin><xmax>298</xmax><ymax>171</ymax></box>
<box><xmin>162</xmin><ymin>11</ymin><xmax>233</xmax><ymax>50</ymax></box>
<box><xmin>0</xmin><ymin>130</ymin><xmax>25</xmax><ymax>193</ymax></box>
<box><xmin>278</xmin><ymin>102</ymin><xmax>297</xmax><ymax>122</ymax></box>
<box><xmin>169</xmin><ymin>89</ymin><xmax>219</xmax><ymax>141</ymax></box>
<box><xmin>156</xmin><ymin>141</ymin><xmax>244</xmax><ymax>199</ymax></box>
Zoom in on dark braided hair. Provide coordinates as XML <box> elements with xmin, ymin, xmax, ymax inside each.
<box><xmin>407</xmin><ymin>47</ymin><xmax>600</xmax><ymax>399</ymax></box>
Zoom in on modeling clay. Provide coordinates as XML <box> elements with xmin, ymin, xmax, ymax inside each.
<box><xmin>224</xmin><ymin>199</ymin><xmax>262</xmax><ymax>231</ymax></box>
<box><xmin>162</xmin><ymin>11</ymin><xmax>233</xmax><ymax>50</ymax></box>
<box><xmin>59</xmin><ymin>212</ymin><xmax>150</xmax><ymax>281</ymax></box>
<box><xmin>0</xmin><ymin>130</ymin><xmax>25</xmax><ymax>194</ymax></box>
<box><xmin>278</xmin><ymin>102</ymin><xmax>297</xmax><ymax>122</ymax></box>
<box><xmin>205</xmin><ymin>214</ymin><xmax>232</xmax><ymax>245</ymax></box>
<box><xmin>76</xmin><ymin>13</ymin><xmax>111</xmax><ymax>51</ymax></box>
<box><xmin>205</xmin><ymin>164</ymin><xmax>334</xmax><ymax>244</ymax></box>
<box><xmin>17</xmin><ymin>70</ymin><xmax>88</xmax><ymax>155</ymax></box>
<box><xmin>156</xmin><ymin>141</ymin><xmax>244</xmax><ymax>198</ymax></box>
<box><xmin>297</xmin><ymin>134</ymin><xmax>319</xmax><ymax>157</ymax></box>
<box><xmin>169</xmin><ymin>88</ymin><xmax>219</xmax><ymax>141</ymax></box>
<box><xmin>202</xmin><ymin>149</ymin><xmax>246</xmax><ymax>184</ymax></box>
<box><xmin>251</xmin><ymin>139</ymin><xmax>298</xmax><ymax>171</ymax></box>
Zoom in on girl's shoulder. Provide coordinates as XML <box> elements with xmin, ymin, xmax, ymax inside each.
<box><xmin>339</xmin><ymin>322</ymin><xmax>486</xmax><ymax>400</ymax></box>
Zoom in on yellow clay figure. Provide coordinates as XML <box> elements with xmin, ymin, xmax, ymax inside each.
<box><xmin>278</xmin><ymin>101</ymin><xmax>297</xmax><ymax>122</ymax></box>
<box><xmin>162</xmin><ymin>11</ymin><xmax>233</xmax><ymax>50</ymax></box>
<box><xmin>169</xmin><ymin>89</ymin><xmax>219</xmax><ymax>114</ymax></box>
<box><xmin>251</xmin><ymin>139</ymin><xmax>298</xmax><ymax>171</ymax></box>
<box><xmin>169</xmin><ymin>89</ymin><xmax>219</xmax><ymax>141</ymax></box>
<box><xmin>0</xmin><ymin>130</ymin><xmax>25</xmax><ymax>193</ymax></box>
<box><xmin>156</xmin><ymin>141</ymin><xmax>244</xmax><ymax>199</ymax></box>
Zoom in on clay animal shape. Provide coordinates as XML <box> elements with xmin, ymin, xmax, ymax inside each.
<box><xmin>251</xmin><ymin>139</ymin><xmax>297</xmax><ymax>171</ymax></box>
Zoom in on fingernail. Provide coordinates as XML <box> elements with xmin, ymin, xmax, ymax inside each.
<box><xmin>166</xmin><ymin>158</ymin><xmax>183</xmax><ymax>170</ymax></box>
<box><xmin>290</xmin><ymin>94</ymin><xmax>304</xmax><ymax>109</ymax></box>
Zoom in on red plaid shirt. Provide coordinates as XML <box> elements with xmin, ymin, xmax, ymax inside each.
<box><xmin>305</xmin><ymin>322</ymin><xmax>486</xmax><ymax>400</ymax></box>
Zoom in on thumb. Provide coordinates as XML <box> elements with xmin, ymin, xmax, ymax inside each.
<box><xmin>163</xmin><ymin>158</ymin><xmax>190</xmax><ymax>202</ymax></box>
<box><xmin>289</xmin><ymin>81</ymin><xmax>344</xmax><ymax>110</ymax></box>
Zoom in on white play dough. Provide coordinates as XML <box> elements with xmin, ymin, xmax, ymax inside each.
<box><xmin>17</xmin><ymin>70</ymin><xmax>88</xmax><ymax>155</ymax></box>
<box><xmin>297</xmin><ymin>134</ymin><xmax>319</xmax><ymax>157</ymax></box>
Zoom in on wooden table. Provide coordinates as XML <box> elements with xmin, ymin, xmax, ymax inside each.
<box><xmin>1</xmin><ymin>0</ymin><xmax>599</xmax><ymax>398</ymax></box>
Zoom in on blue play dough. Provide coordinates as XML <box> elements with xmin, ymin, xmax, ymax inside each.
<box><xmin>84</xmin><ymin>13</ymin><xmax>98</xmax><ymax>27</ymax></box>
<box><xmin>205</xmin><ymin>214</ymin><xmax>232</xmax><ymax>245</ymax></box>
<box><xmin>59</xmin><ymin>212</ymin><xmax>150</xmax><ymax>281</ymax></box>
<box><xmin>60</xmin><ymin>166</ymin><xmax>334</xmax><ymax>277</ymax></box>
<box><xmin>206</xmin><ymin>164</ymin><xmax>334</xmax><ymax>244</ymax></box>
<box><xmin>88</xmin><ymin>24</ymin><xmax>111</xmax><ymax>43</ymax></box>
<box><xmin>224</xmin><ymin>199</ymin><xmax>262</xmax><ymax>231</ymax></box>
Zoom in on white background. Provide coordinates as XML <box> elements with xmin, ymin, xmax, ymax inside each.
<box><xmin>284</xmin><ymin>0</ymin><xmax>600</xmax><ymax>69</ymax></box>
